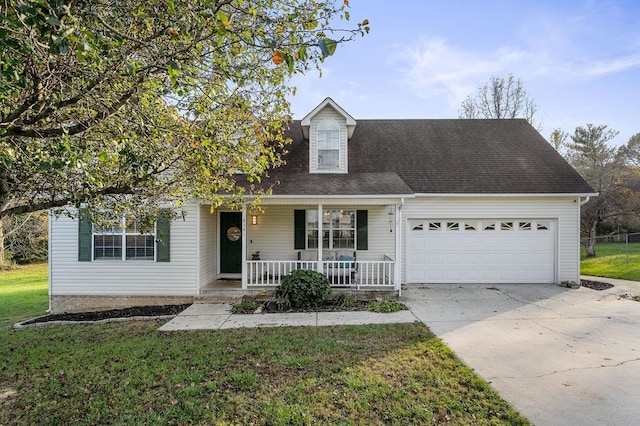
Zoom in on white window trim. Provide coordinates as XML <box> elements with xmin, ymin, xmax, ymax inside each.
<box><xmin>314</xmin><ymin>119</ymin><xmax>344</xmax><ymax>173</ymax></box>
<box><xmin>92</xmin><ymin>217</ymin><xmax>157</xmax><ymax>261</ymax></box>
<box><xmin>306</xmin><ymin>209</ymin><xmax>356</xmax><ymax>250</ymax></box>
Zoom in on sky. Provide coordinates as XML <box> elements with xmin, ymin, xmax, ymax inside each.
<box><xmin>288</xmin><ymin>0</ymin><xmax>640</xmax><ymax>146</ymax></box>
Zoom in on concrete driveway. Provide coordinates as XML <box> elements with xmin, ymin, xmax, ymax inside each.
<box><xmin>403</xmin><ymin>277</ymin><xmax>640</xmax><ymax>426</ymax></box>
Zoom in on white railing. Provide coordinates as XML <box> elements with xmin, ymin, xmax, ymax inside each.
<box><xmin>247</xmin><ymin>260</ymin><xmax>318</xmax><ymax>286</ymax></box>
<box><xmin>246</xmin><ymin>259</ymin><xmax>395</xmax><ymax>288</ymax></box>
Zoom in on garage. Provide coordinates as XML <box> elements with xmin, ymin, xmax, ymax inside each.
<box><xmin>406</xmin><ymin>219</ymin><xmax>556</xmax><ymax>283</ymax></box>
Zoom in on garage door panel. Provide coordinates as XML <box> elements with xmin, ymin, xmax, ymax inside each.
<box><xmin>407</xmin><ymin>218</ymin><xmax>556</xmax><ymax>284</ymax></box>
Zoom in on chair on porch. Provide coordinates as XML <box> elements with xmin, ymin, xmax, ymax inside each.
<box><xmin>297</xmin><ymin>250</ymin><xmax>357</xmax><ymax>285</ymax></box>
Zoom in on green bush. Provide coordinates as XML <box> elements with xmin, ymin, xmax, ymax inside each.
<box><xmin>366</xmin><ymin>300</ymin><xmax>408</xmax><ymax>313</ymax></box>
<box><xmin>274</xmin><ymin>269</ymin><xmax>331</xmax><ymax>308</ymax></box>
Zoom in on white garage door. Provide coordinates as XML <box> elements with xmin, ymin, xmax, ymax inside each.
<box><xmin>406</xmin><ymin>219</ymin><xmax>556</xmax><ymax>283</ymax></box>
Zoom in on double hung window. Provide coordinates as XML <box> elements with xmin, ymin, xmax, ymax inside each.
<box><xmin>306</xmin><ymin>210</ymin><xmax>355</xmax><ymax>249</ymax></box>
<box><xmin>317</xmin><ymin>120</ymin><xmax>340</xmax><ymax>169</ymax></box>
<box><xmin>93</xmin><ymin>217</ymin><xmax>155</xmax><ymax>261</ymax></box>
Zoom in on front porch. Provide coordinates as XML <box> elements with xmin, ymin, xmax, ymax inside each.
<box><xmin>198</xmin><ymin>199</ymin><xmax>403</xmax><ymax>294</ymax></box>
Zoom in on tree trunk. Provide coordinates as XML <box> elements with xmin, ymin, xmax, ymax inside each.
<box><xmin>0</xmin><ymin>216</ymin><xmax>5</xmax><ymax>268</ymax></box>
<box><xmin>585</xmin><ymin>221</ymin><xmax>597</xmax><ymax>257</ymax></box>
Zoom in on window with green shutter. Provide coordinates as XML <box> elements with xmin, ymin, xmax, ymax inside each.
<box><xmin>80</xmin><ymin>211</ymin><xmax>170</xmax><ymax>262</ymax></box>
<box><xmin>295</xmin><ymin>209</ymin><xmax>367</xmax><ymax>250</ymax></box>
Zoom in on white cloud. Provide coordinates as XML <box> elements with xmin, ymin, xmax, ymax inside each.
<box><xmin>397</xmin><ymin>38</ymin><xmax>527</xmax><ymax>108</ymax></box>
<box><xmin>397</xmin><ymin>21</ymin><xmax>640</xmax><ymax>109</ymax></box>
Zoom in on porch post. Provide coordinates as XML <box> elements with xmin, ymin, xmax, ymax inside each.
<box><xmin>241</xmin><ymin>205</ymin><xmax>248</xmax><ymax>289</ymax></box>
<box><xmin>317</xmin><ymin>204</ymin><xmax>323</xmax><ymax>273</ymax></box>
<box><xmin>394</xmin><ymin>203</ymin><xmax>402</xmax><ymax>293</ymax></box>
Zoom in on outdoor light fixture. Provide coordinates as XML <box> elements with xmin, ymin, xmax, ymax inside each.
<box><xmin>388</xmin><ymin>207</ymin><xmax>394</xmax><ymax>233</ymax></box>
<box><xmin>251</xmin><ymin>214</ymin><xmax>258</xmax><ymax>225</ymax></box>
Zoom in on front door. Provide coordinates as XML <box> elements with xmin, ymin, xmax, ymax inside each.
<box><xmin>220</xmin><ymin>212</ymin><xmax>242</xmax><ymax>274</ymax></box>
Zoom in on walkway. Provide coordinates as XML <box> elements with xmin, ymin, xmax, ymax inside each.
<box><xmin>158</xmin><ymin>303</ymin><xmax>417</xmax><ymax>331</ymax></box>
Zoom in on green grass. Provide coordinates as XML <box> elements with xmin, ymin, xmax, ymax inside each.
<box><xmin>367</xmin><ymin>300</ymin><xmax>408</xmax><ymax>313</ymax></box>
<box><xmin>581</xmin><ymin>243</ymin><xmax>640</xmax><ymax>281</ymax></box>
<box><xmin>0</xmin><ymin>263</ymin><xmax>49</xmax><ymax>327</ymax></box>
<box><xmin>0</xmin><ymin>264</ymin><xmax>529</xmax><ymax>425</ymax></box>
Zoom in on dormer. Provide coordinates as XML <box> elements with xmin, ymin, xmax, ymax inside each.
<box><xmin>301</xmin><ymin>98</ymin><xmax>356</xmax><ymax>174</ymax></box>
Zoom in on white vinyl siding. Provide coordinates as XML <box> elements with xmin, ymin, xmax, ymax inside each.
<box><xmin>198</xmin><ymin>204</ymin><xmax>217</xmax><ymax>289</ymax></box>
<box><xmin>49</xmin><ymin>202</ymin><xmax>199</xmax><ymax>296</ymax></box>
<box><xmin>401</xmin><ymin>196</ymin><xmax>581</xmax><ymax>284</ymax></box>
<box><xmin>309</xmin><ymin>106</ymin><xmax>348</xmax><ymax>173</ymax></box>
<box><xmin>246</xmin><ymin>204</ymin><xmax>395</xmax><ymax>262</ymax></box>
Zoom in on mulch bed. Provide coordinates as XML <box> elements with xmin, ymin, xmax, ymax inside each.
<box><xmin>262</xmin><ymin>299</ymin><xmax>371</xmax><ymax>313</ymax></box>
<box><xmin>581</xmin><ymin>279</ymin><xmax>614</xmax><ymax>291</ymax></box>
<box><xmin>19</xmin><ymin>304</ymin><xmax>192</xmax><ymax>325</ymax></box>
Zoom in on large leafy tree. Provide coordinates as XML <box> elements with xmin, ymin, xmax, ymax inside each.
<box><xmin>458</xmin><ymin>74</ymin><xmax>540</xmax><ymax>130</ymax></box>
<box><xmin>566</xmin><ymin>124</ymin><xmax>631</xmax><ymax>257</ymax></box>
<box><xmin>0</xmin><ymin>0</ymin><xmax>369</xmax><ymax>264</ymax></box>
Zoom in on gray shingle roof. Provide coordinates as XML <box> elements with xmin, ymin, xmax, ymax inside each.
<box><xmin>264</xmin><ymin>118</ymin><xmax>594</xmax><ymax>195</ymax></box>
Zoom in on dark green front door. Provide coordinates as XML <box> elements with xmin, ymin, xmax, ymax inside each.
<box><xmin>220</xmin><ymin>212</ymin><xmax>242</xmax><ymax>273</ymax></box>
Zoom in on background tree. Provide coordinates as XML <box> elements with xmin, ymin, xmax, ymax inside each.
<box><xmin>549</xmin><ymin>127</ymin><xmax>569</xmax><ymax>155</ymax></box>
<box><xmin>565</xmin><ymin>124</ymin><xmax>628</xmax><ymax>257</ymax></box>
<box><xmin>0</xmin><ymin>0</ymin><xmax>369</xmax><ymax>266</ymax></box>
<box><xmin>459</xmin><ymin>74</ymin><xmax>540</xmax><ymax>129</ymax></box>
<box><xmin>2</xmin><ymin>211</ymin><xmax>48</xmax><ymax>265</ymax></box>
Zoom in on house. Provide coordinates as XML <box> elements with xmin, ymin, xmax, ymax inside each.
<box><xmin>48</xmin><ymin>98</ymin><xmax>596</xmax><ymax>313</ymax></box>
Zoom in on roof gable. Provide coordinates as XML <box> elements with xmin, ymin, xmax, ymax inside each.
<box><xmin>300</xmin><ymin>97</ymin><xmax>356</xmax><ymax>139</ymax></box>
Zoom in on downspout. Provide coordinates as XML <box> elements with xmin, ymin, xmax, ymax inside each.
<box><xmin>580</xmin><ymin>196</ymin><xmax>590</xmax><ymax>206</ymax></box>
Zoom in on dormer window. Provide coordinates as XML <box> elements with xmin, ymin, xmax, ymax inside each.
<box><xmin>317</xmin><ymin>120</ymin><xmax>340</xmax><ymax>169</ymax></box>
<box><xmin>301</xmin><ymin>98</ymin><xmax>356</xmax><ymax>174</ymax></box>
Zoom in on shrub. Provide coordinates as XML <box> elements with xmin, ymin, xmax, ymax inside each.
<box><xmin>274</xmin><ymin>269</ymin><xmax>331</xmax><ymax>309</ymax></box>
<box><xmin>366</xmin><ymin>300</ymin><xmax>408</xmax><ymax>313</ymax></box>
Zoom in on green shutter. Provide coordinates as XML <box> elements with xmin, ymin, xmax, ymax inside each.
<box><xmin>156</xmin><ymin>212</ymin><xmax>171</xmax><ymax>262</ymax></box>
<box><xmin>294</xmin><ymin>209</ymin><xmax>306</xmax><ymax>249</ymax></box>
<box><xmin>78</xmin><ymin>209</ymin><xmax>92</xmax><ymax>261</ymax></box>
<box><xmin>356</xmin><ymin>210</ymin><xmax>368</xmax><ymax>250</ymax></box>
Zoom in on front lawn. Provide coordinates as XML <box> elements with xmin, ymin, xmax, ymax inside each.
<box><xmin>581</xmin><ymin>242</ymin><xmax>640</xmax><ymax>281</ymax></box>
<box><xmin>0</xmin><ymin>263</ymin><xmax>48</xmax><ymax>328</ymax></box>
<box><xmin>1</xmin><ymin>265</ymin><xmax>529</xmax><ymax>425</ymax></box>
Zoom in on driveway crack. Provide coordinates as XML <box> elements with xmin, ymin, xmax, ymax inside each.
<box><xmin>489</xmin><ymin>357</ymin><xmax>640</xmax><ymax>380</ymax></box>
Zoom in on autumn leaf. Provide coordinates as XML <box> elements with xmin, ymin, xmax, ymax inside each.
<box><xmin>272</xmin><ymin>51</ymin><xmax>285</xmax><ymax>64</ymax></box>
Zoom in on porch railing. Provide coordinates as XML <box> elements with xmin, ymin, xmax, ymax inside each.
<box><xmin>246</xmin><ymin>259</ymin><xmax>395</xmax><ymax>288</ymax></box>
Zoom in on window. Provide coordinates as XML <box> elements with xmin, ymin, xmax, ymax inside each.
<box><xmin>429</xmin><ymin>221</ymin><xmax>442</xmax><ymax>231</ymax></box>
<box><xmin>93</xmin><ymin>217</ymin><xmax>155</xmax><ymax>261</ymax></box>
<box><xmin>447</xmin><ymin>221</ymin><xmax>460</xmax><ymax>231</ymax></box>
<box><xmin>317</xmin><ymin>120</ymin><xmax>340</xmax><ymax>169</ymax></box>
<box><xmin>536</xmin><ymin>220</ymin><xmax>550</xmax><ymax>230</ymax></box>
<box><xmin>501</xmin><ymin>222</ymin><xmax>514</xmax><ymax>231</ymax></box>
<box><xmin>306</xmin><ymin>209</ymin><xmax>355</xmax><ymax>249</ymax></box>
<box><xmin>483</xmin><ymin>221</ymin><xmax>496</xmax><ymax>230</ymax></box>
<box><xmin>519</xmin><ymin>222</ymin><xmax>532</xmax><ymax>231</ymax></box>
